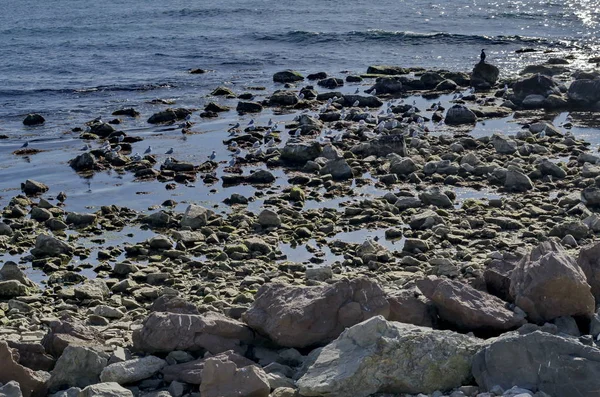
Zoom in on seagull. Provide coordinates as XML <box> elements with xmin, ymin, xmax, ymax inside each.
<box><xmin>354</xmin><ymin>88</ymin><xmax>360</xmax><ymax>94</ymax></box>
<box><xmin>268</xmin><ymin>118</ymin><xmax>273</xmax><ymax>127</ymax></box>
<box><xmin>165</xmin><ymin>148</ymin><xmax>174</xmax><ymax>154</ymax></box>
<box><xmin>228</xmin><ymin>157</ymin><xmax>236</xmax><ymax>167</ymax></box>
<box><xmin>117</xmin><ymin>135</ymin><xmax>124</xmax><ymax>143</ymax></box>
<box><xmin>131</xmin><ymin>152</ymin><xmax>142</xmax><ymax>162</ymax></box>
<box><xmin>144</xmin><ymin>146</ymin><xmax>152</xmax><ymax>154</ymax></box>
<box><xmin>229</xmin><ymin>122</ymin><xmax>240</xmax><ymax>131</ymax></box>
<box><xmin>352</xmin><ymin>100</ymin><xmax>360</xmax><ymax>107</ymax></box>
<box><xmin>21</xmin><ymin>141</ymin><xmax>29</xmax><ymax>148</ymax></box>
<box><xmin>230</xmin><ymin>141</ymin><xmax>238</xmax><ymax>149</ymax></box>
<box><xmin>252</xmin><ymin>141</ymin><xmax>261</xmax><ymax>148</ymax></box>
<box><xmin>294</xmin><ymin>128</ymin><xmax>301</xmax><ymax>137</ymax></box>
<box><xmin>209</xmin><ymin>150</ymin><xmax>217</xmax><ymax>161</ymax></box>
<box><xmin>112</xmin><ymin>145</ymin><xmax>122</xmax><ymax>153</ymax></box>
<box><xmin>81</xmin><ymin>144</ymin><xmax>91</xmax><ymax>151</ymax></box>
<box><xmin>100</xmin><ymin>141</ymin><xmax>111</xmax><ymax>151</ymax></box>
<box><xmin>247</xmin><ymin>119</ymin><xmax>255</xmax><ymax>127</ymax></box>
<box><xmin>334</xmin><ymin>133</ymin><xmax>343</xmax><ymax>143</ymax></box>
<box><xmin>266</xmin><ymin>138</ymin><xmax>275</xmax><ymax>147</ymax></box>
<box><xmin>432</xmin><ymin>103</ymin><xmax>439</xmax><ymax>112</ymax></box>
<box><xmin>299</xmin><ymin>93</ymin><xmax>305</xmax><ymax>100</ymax></box>
<box><xmin>232</xmin><ymin>148</ymin><xmax>241</xmax><ymax>156</ymax></box>
<box><xmin>372</xmin><ymin>89</ymin><xmax>377</xmax><ymax>96</ymax></box>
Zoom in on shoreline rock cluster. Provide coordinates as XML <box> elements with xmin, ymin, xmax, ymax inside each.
<box><xmin>3</xmin><ymin>57</ymin><xmax>600</xmax><ymax>396</ymax></box>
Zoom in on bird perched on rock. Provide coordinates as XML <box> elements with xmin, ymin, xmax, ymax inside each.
<box><xmin>21</xmin><ymin>141</ymin><xmax>29</xmax><ymax>148</ymax></box>
<box><xmin>131</xmin><ymin>152</ymin><xmax>142</xmax><ymax>162</ymax></box>
<box><xmin>209</xmin><ymin>150</ymin><xmax>217</xmax><ymax>161</ymax></box>
<box><xmin>480</xmin><ymin>49</ymin><xmax>486</xmax><ymax>63</ymax></box>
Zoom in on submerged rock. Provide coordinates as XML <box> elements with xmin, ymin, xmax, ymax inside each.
<box><xmin>273</xmin><ymin>70</ymin><xmax>304</xmax><ymax>83</ymax></box>
<box><xmin>23</xmin><ymin>113</ymin><xmax>45</xmax><ymax>126</ymax></box>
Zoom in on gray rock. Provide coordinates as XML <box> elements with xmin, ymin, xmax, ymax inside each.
<box><xmin>389</xmin><ymin>156</ymin><xmax>419</xmax><ymax>175</ymax></box>
<box><xmin>180</xmin><ymin>204</ymin><xmax>213</xmax><ymax>230</ymax></box>
<box><xmin>100</xmin><ymin>356</ymin><xmax>166</xmax><ymax>385</ymax></box>
<box><xmin>258</xmin><ymin>209</ymin><xmax>281</xmax><ymax>227</ymax></box>
<box><xmin>369</xmin><ymin>77</ymin><xmax>404</xmax><ymax>94</ymax></box>
<box><xmin>471</xmin><ymin>62</ymin><xmax>500</xmax><ymax>87</ymax></box>
<box><xmin>0</xmin><ymin>381</ymin><xmax>23</xmax><ymax>397</ymax></box>
<box><xmin>522</xmin><ymin>94</ymin><xmax>546</xmax><ymax>108</ymax></box>
<box><xmin>473</xmin><ymin>331</ymin><xmax>600</xmax><ymax>397</ymax></box>
<box><xmin>504</xmin><ymin>170</ymin><xmax>533</xmax><ymax>192</ymax></box>
<box><xmin>133</xmin><ymin>311</ymin><xmax>254</xmax><ymax>354</ymax></box>
<box><xmin>0</xmin><ymin>262</ymin><xmax>36</xmax><ymax>289</ymax></box>
<box><xmin>320</xmin><ymin>159</ymin><xmax>353</xmax><ymax>180</ymax></box>
<box><xmin>567</xmin><ymin>79</ymin><xmax>600</xmax><ymax>106</ymax></box>
<box><xmin>31</xmin><ymin>234</ymin><xmax>74</xmax><ymax>257</ymax></box>
<box><xmin>236</xmin><ymin>101</ymin><xmax>263</xmax><ymax>113</ymax></box>
<box><xmin>273</xmin><ymin>70</ymin><xmax>304</xmax><ymax>83</ymax></box>
<box><xmin>162</xmin><ymin>350</ymin><xmax>254</xmax><ymax>385</ymax></box>
<box><xmin>269</xmin><ymin>91</ymin><xmax>299</xmax><ymax>106</ymax></box>
<box><xmin>281</xmin><ymin>142</ymin><xmax>323</xmax><ymax>164</ymax></box>
<box><xmin>510</xmin><ymin>241</ymin><xmax>594</xmax><ymax>323</ymax></box>
<box><xmin>200</xmin><ymin>355</ymin><xmax>270</xmax><ymax>397</ymax></box>
<box><xmin>147</xmin><ymin>108</ymin><xmax>191</xmax><ymax>124</ymax></box>
<box><xmin>49</xmin><ymin>346</ymin><xmax>108</xmax><ymax>390</ymax></box>
<box><xmin>297</xmin><ymin>316</ymin><xmax>483</xmax><ymax>396</ymax></box>
<box><xmin>419</xmin><ymin>187</ymin><xmax>453</xmax><ymax>208</ymax></box>
<box><xmin>148</xmin><ymin>235</ymin><xmax>174</xmax><ymax>250</ymax></box>
<box><xmin>0</xmin><ymin>280</ymin><xmax>29</xmax><ymax>298</ymax></box>
<box><xmin>65</xmin><ymin>212</ymin><xmax>97</xmax><ymax>226</ymax></box>
<box><xmin>69</xmin><ymin>153</ymin><xmax>97</xmax><ymax>172</ymax></box>
<box><xmin>21</xmin><ymin>179</ymin><xmax>49</xmax><ymax>196</ymax></box>
<box><xmin>350</xmin><ymin>134</ymin><xmax>406</xmax><ymax>157</ymax></box>
<box><xmin>492</xmin><ymin>134</ymin><xmax>517</xmax><ymax>155</ymax></box>
<box><xmin>243</xmin><ymin>278</ymin><xmax>389</xmax><ymax>348</ymax></box>
<box><xmin>445</xmin><ymin>105</ymin><xmax>476</xmax><ymax>125</ymax></box>
<box><xmin>77</xmin><ymin>382</ymin><xmax>133</xmax><ymax>397</ymax></box>
<box><xmin>0</xmin><ymin>221</ymin><xmax>13</xmax><ymax>236</ymax></box>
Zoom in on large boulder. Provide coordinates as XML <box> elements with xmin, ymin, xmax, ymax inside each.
<box><xmin>510</xmin><ymin>241</ymin><xmax>594</xmax><ymax>323</ymax></box>
<box><xmin>243</xmin><ymin>278</ymin><xmax>389</xmax><ymax>348</ymax></box>
<box><xmin>512</xmin><ymin>74</ymin><xmax>558</xmax><ymax>100</ymax></box>
<box><xmin>386</xmin><ymin>289</ymin><xmax>436</xmax><ymax>327</ymax></box>
<box><xmin>366</xmin><ymin>65</ymin><xmax>409</xmax><ymax>75</ymax></box>
<box><xmin>281</xmin><ymin>142</ymin><xmax>322</xmax><ymax>164</ymax></box>
<box><xmin>48</xmin><ymin>346</ymin><xmax>107</xmax><ymax>390</ymax></box>
<box><xmin>100</xmin><ymin>356</ymin><xmax>166</xmax><ymax>384</ymax></box>
<box><xmin>41</xmin><ymin>316</ymin><xmax>106</xmax><ymax>358</ymax></box>
<box><xmin>23</xmin><ymin>114</ymin><xmax>45</xmax><ymax>126</ymax></box>
<box><xmin>369</xmin><ymin>77</ymin><xmax>403</xmax><ymax>94</ymax></box>
<box><xmin>236</xmin><ymin>101</ymin><xmax>263</xmax><ymax>113</ymax></box>
<box><xmin>473</xmin><ymin>331</ymin><xmax>600</xmax><ymax>396</ymax></box>
<box><xmin>471</xmin><ymin>62</ymin><xmax>500</xmax><ymax>88</ymax></box>
<box><xmin>567</xmin><ymin>79</ymin><xmax>600</xmax><ymax>106</ymax></box>
<box><xmin>577</xmin><ymin>241</ymin><xmax>600</xmax><ymax>301</ymax></box>
<box><xmin>69</xmin><ymin>153</ymin><xmax>97</xmax><ymax>172</ymax></box>
<box><xmin>132</xmin><ymin>311</ymin><xmax>254</xmax><ymax>354</ymax></box>
<box><xmin>147</xmin><ymin>108</ymin><xmax>191</xmax><ymax>124</ymax></box>
<box><xmin>273</xmin><ymin>70</ymin><xmax>304</xmax><ymax>83</ymax></box>
<box><xmin>31</xmin><ymin>234</ymin><xmax>74</xmax><ymax>257</ymax></box>
<box><xmin>491</xmin><ymin>134</ymin><xmax>517</xmax><ymax>155</ymax></box>
<box><xmin>199</xmin><ymin>355</ymin><xmax>270</xmax><ymax>397</ymax></box>
<box><xmin>341</xmin><ymin>95</ymin><xmax>383</xmax><ymax>108</ymax></box>
<box><xmin>297</xmin><ymin>316</ymin><xmax>483</xmax><ymax>396</ymax></box>
<box><xmin>416</xmin><ymin>277</ymin><xmax>526</xmax><ymax>333</ymax></box>
<box><xmin>444</xmin><ymin>105</ymin><xmax>477</xmax><ymax>125</ymax></box>
<box><xmin>269</xmin><ymin>90</ymin><xmax>299</xmax><ymax>106</ymax></box>
<box><xmin>21</xmin><ymin>180</ymin><xmax>49</xmax><ymax>196</ymax></box>
<box><xmin>0</xmin><ymin>341</ymin><xmax>50</xmax><ymax>397</ymax></box>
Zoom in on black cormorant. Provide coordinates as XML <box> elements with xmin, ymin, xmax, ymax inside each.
<box><xmin>480</xmin><ymin>49</ymin><xmax>486</xmax><ymax>63</ymax></box>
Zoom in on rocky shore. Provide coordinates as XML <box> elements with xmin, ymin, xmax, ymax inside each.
<box><xmin>3</xmin><ymin>56</ymin><xmax>600</xmax><ymax>396</ymax></box>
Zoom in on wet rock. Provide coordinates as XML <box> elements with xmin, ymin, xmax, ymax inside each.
<box><xmin>395</xmin><ymin>196</ymin><xmax>423</xmax><ymax>210</ymax></box>
<box><xmin>258</xmin><ymin>209</ymin><xmax>281</xmax><ymax>228</ymax></box>
<box><xmin>200</xmin><ymin>355</ymin><xmax>270</xmax><ymax>397</ymax></box>
<box><xmin>21</xmin><ymin>180</ymin><xmax>49</xmax><ymax>196</ymax></box>
<box><xmin>369</xmin><ymin>77</ymin><xmax>403</xmax><ymax>94</ymax></box>
<box><xmin>180</xmin><ymin>204</ymin><xmax>213</xmax><ymax>230</ymax></box>
<box><xmin>30</xmin><ymin>207</ymin><xmax>52</xmax><ymax>222</ymax></box>
<box><xmin>389</xmin><ymin>156</ymin><xmax>418</xmax><ymax>175</ymax></box>
<box><xmin>419</xmin><ymin>187</ymin><xmax>453</xmax><ymax>208</ymax></box>
<box><xmin>317</xmin><ymin>77</ymin><xmax>343</xmax><ymax>89</ymax></box>
<box><xmin>471</xmin><ymin>62</ymin><xmax>500</xmax><ymax>88</ymax></box>
<box><xmin>65</xmin><ymin>212</ymin><xmax>96</xmax><ymax>226</ymax></box>
<box><xmin>512</xmin><ymin>74</ymin><xmax>558</xmax><ymax>100</ymax></box>
<box><xmin>341</xmin><ymin>95</ymin><xmax>383</xmax><ymax>108</ymax></box>
<box><xmin>417</xmin><ymin>277</ymin><xmax>526</xmax><ymax>332</ymax></box>
<box><xmin>567</xmin><ymin>79</ymin><xmax>600</xmax><ymax>106</ymax></box>
<box><xmin>387</xmin><ymin>289</ymin><xmax>435</xmax><ymax>327</ymax></box>
<box><xmin>522</xmin><ymin>94</ymin><xmax>546</xmax><ymax>108</ymax></box>
<box><xmin>420</xmin><ymin>71</ymin><xmax>445</xmax><ymax>89</ymax></box>
<box><xmin>297</xmin><ymin>316</ymin><xmax>483</xmax><ymax>396</ymax></box>
<box><xmin>320</xmin><ymin>158</ymin><xmax>353</xmax><ymax>180</ymax></box>
<box><xmin>473</xmin><ymin>331</ymin><xmax>600</xmax><ymax>397</ymax></box>
<box><xmin>236</xmin><ymin>101</ymin><xmax>263</xmax><ymax>113</ymax></box>
<box><xmin>445</xmin><ymin>105</ymin><xmax>476</xmax><ymax>125</ymax></box>
<box><xmin>583</xmin><ymin>186</ymin><xmax>600</xmax><ymax>208</ymax></box>
<box><xmin>0</xmin><ymin>221</ymin><xmax>13</xmax><ymax>236</ymax></box>
<box><xmin>504</xmin><ymin>170</ymin><xmax>533</xmax><ymax>192</ymax></box>
<box><xmin>89</xmin><ymin>123</ymin><xmax>115</xmax><ymax>137</ymax></box>
<box><xmin>243</xmin><ymin>278</ymin><xmax>389</xmax><ymax>348</ymax></box>
<box><xmin>112</xmin><ymin>108</ymin><xmax>140</xmax><ymax>117</ymax></box>
<box><xmin>247</xmin><ymin>169</ymin><xmax>276</xmax><ymax>184</ymax></box>
<box><xmin>23</xmin><ymin>114</ymin><xmax>45</xmax><ymax>126</ymax></box>
<box><xmin>133</xmin><ymin>311</ymin><xmax>254</xmax><ymax>354</ymax></box>
<box><xmin>403</xmin><ymin>238</ymin><xmax>430</xmax><ymax>253</ymax></box>
<box><xmin>307</xmin><ymin>72</ymin><xmax>327</xmax><ymax>80</ymax></box>
<box><xmin>100</xmin><ymin>356</ymin><xmax>166</xmax><ymax>385</ymax></box>
<box><xmin>269</xmin><ymin>90</ymin><xmax>299</xmax><ymax>106</ymax></box>
<box><xmin>148</xmin><ymin>235</ymin><xmax>174</xmax><ymax>250</ymax></box>
<box><xmin>204</xmin><ymin>102</ymin><xmax>229</xmax><ymax>112</ymax></box>
<box><xmin>491</xmin><ymin>134</ymin><xmax>517</xmax><ymax>154</ymax></box>
<box><xmin>211</xmin><ymin>86</ymin><xmax>235</xmax><ymax>96</ymax></box>
<box><xmin>31</xmin><ymin>234</ymin><xmax>73</xmax><ymax>257</ymax></box>
<box><xmin>510</xmin><ymin>241</ymin><xmax>594</xmax><ymax>323</ymax></box>
<box><xmin>147</xmin><ymin>108</ymin><xmax>192</xmax><ymax>124</ymax></box>
<box><xmin>0</xmin><ymin>341</ymin><xmax>50</xmax><ymax>397</ymax></box>
<box><xmin>366</xmin><ymin>65</ymin><xmax>409</xmax><ymax>75</ymax></box>
<box><xmin>69</xmin><ymin>153</ymin><xmax>97</xmax><ymax>172</ymax></box>
<box><xmin>409</xmin><ymin>209</ymin><xmax>445</xmax><ymax>230</ymax></box>
<box><xmin>0</xmin><ymin>262</ymin><xmax>36</xmax><ymax>289</ymax></box>
<box><xmin>273</xmin><ymin>70</ymin><xmax>304</xmax><ymax>83</ymax></box>
<box><xmin>538</xmin><ymin>159</ymin><xmax>567</xmax><ymax>178</ymax></box>
<box><xmin>48</xmin><ymin>346</ymin><xmax>107</xmax><ymax>391</ymax></box>
<box><xmin>281</xmin><ymin>141</ymin><xmax>322</xmax><ymax>164</ymax></box>
<box><xmin>78</xmin><ymin>382</ymin><xmax>133</xmax><ymax>397</ymax></box>
<box><xmin>0</xmin><ymin>280</ymin><xmax>29</xmax><ymax>298</ymax></box>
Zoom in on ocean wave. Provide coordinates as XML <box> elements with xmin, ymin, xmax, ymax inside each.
<box><xmin>0</xmin><ymin>83</ymin><xmax>175</xmax><ymax>98</ymax></box>
<box><xmin>255</xmin><ymin>29</ymin><xmax>572</xmax><ymax>48</ymax></box>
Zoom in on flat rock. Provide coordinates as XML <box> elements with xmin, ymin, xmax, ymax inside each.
<box><xmin>100</xmin><ymin>355</ymin><xmax>166</xmax><ymax>384</ymax></box>
<box><xmin>200</xmin><ymin>355</ymin><xmax>270</xmax><ymax>397</ymax></box>
<box><xmin>77</xmin><ymin>382</ymin><xmax>133</xmax><ymax>397</ymax></box>
<box><xmin>48</xmin><ymin>345</ymin><xmax>107</xmax><ymax>390</ymax></box>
